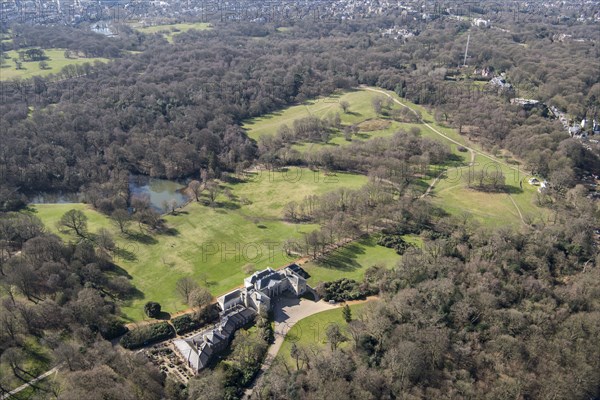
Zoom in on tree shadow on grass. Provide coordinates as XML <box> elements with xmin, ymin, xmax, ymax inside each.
<box><xmin>345</xmin><ymin>110</ymin><xmax>362</xmax><ymax>117</ymax></box>
<box><xmin>315</xmin><ymin>242</ymin><xmax>367</xmax><ymax>272</ymax></box>
<box><xmin>23</xmin><ymin>342</ymin><xmax>51</xmax><ymax>367</ymax></box>
<box><xmin>215</xmin><ymin>201</ymin><xmax>240</xmax><ymax>210</ymax></box>
<box><xmin>469</xmin><ymin>185</ymin><xmax>524</xmax><ymax>194</ymax></box>
<box><xmin>126</xmin><ymin>231</ymin><xmax>158</xmax><ymax>245</ymax></box>
<box><xmin>156</xmin><ymin>311</ymin><xmax>171</xmax><ymax>320</ymax></box>
<box><xmin>158</xmin><ymin>227</ymin><xmax>180</xmax><ymax>236</ymax></box>
<box><xmin>106</xmin><ymin>263</ymin><xmax>133</xmax><ymax>279</ymax></box>
<box><xmin>113</xmin><ymin>246</ymin><xmax>138</xmax><ymax>262</ymax></box>
<box><xmin>123</xmin><ymin>286</ymin><xmax>145</xmax><ymax>301</ymax></box>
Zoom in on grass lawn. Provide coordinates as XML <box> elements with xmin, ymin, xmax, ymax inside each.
<box><xmin>0</xmin><ymin>48</ymin><xmax>108</xmax><ymax>80</ymax></box>
<box><xmin>243</xmin><ymin>89</ymin><xmax>411</xmax><ymax>143</ymax></box>
<box><xmin>301</xmin><ymin>235</ymin><xmax>420</xmax><ymax>286</ymax></box>
<box><xmin>242</xmin><ymin>86</ymin><xmax>549</xmax><ymax>229</ymax></box>
<box><xmin>131</xmin><ymin>22</ymin><xmax>212</xmax><ymax>42</ymax></box>
<box><xmin>364</xmin><ymin>87</ymin><xmax>551</xmax><ymax>228</ymax></box>
<box><xmin>429</xmin><ymin>153</ymin><xmax>549</xmax><ymax>228</ymax></box>
<box><xmin>32</xmin><ymin>168</ymin><xmax>368</xmax><ymax>322</ymax></box>
<box><xmin>278</xmin><ymin>303</ymin><xmax>366</xmax><ymax>367</ymax></box>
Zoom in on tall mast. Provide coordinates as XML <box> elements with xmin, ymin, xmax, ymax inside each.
<box><xmin>463</xmin><ymin>32</ymin><xmax>470</xmax><ymax>67</ymax></box>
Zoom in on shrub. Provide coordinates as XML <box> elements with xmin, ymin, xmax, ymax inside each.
<box><xmin>100</xmin><ymin>319</ymin><xmax>129</xmax><ymax>340</ymax></box>
<box><xmin>321</xmin><ymin>278</ymin><xmax>374</xmax><ymax>302</ymax></box>
<box><xmin>144</xmin><ymin>301</ymin><xmax>161</xmax><ymax>318</ymax></box>
<box><xmin>120</xmin><ymin>322</ymin><xmax>174</xmax><ymax>349</ymax></box>
<box><xmin>172</xmin><ymin>305</ymin><xmax>220</xmax><ymax>335</ymax></box>
<box><xmin>376</xmin><ymin>234</ymin><xmax>414</xmax><ymax>255</ymax></box>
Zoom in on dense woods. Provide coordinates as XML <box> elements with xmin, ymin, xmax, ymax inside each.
<box><xmin>1</xmin><ymin>17</ymin><xmax>598</xmax><ymax>207</ymax></box>
<box><xmin>258</xmin><ymin>194</ymin><xmax>600</xmax><ymax>399</ymax></box>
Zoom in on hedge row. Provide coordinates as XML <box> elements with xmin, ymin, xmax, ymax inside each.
<box><xmin>120</xmin><ymin>322</ymin><xmax>175</xmax><ymax>349</ymax></box>
<box><xmin>319</xmin><ymin>278</ymin><xmax>374</xmax><ymax>302</ymax></box>
<box><xmin>171</xmin><ymin>314</ymin><xmax>201</xmax><ymax>335</ymax></box>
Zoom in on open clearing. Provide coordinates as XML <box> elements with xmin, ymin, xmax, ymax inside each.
<box><xmin>33</xmin><ymin>168</ymin><xmax>368</xmax><ymax>321</ymax></box>
<box><xmin>131</xmin><ymin>22</ymin><xmax>212</xmax><ymax>42</ymax></box>
<box><xmin>0</xmin><ymin>48</ymin><xmax>108</xmax><ymax>80</ymax></box>
<box><xmin>363</xmin><ymin>87</ymin><xmax>551</xmax><ymax>228</ymax></box>
<box><xmin>242</xmin><ymin>89</ymin><xmax>414</xmax><ymax>145</ymax></box>
<box><xmin>244</xmin><ymin>87</ymin><xmax>548</xmax><ymax>228</ymax></box>
<box><xmin>301</xmin><ymin>235</ymin><xmax>421</xmax><ymax>286</ymax></box>
<box><xmin>31</xmin><ymin>87</ymin><xmax>550</xmax><ymax>320</ymax></box>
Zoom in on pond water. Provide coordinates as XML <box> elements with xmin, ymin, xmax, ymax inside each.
<box><xmin>129</xmin><ymin>175</ymin><xmax>190</xmax><ymax>212</ymax></box>
<box><xmin>30</xmin><ymin>176</ymin><xmax>190</xmax><ymax>213</ymax></box>
<box><xmin>29</xmin><ymin>192</ymin><xmax>82</xmax><ymax>204</ymax></box>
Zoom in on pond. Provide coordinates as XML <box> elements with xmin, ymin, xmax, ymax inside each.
<box><xmin>129</xmin><ymin>175</ymin><xmax>190</xmax><ymax>213</ymax></box>
<box><xmin>29</xmin><ymin>192</ymin><xmax>82</xmax><ymax>204</ymax></box>
<box><xmin>30</xmin><ymin>176</ymin><xmax>190</xmax><ymax>214</ymax></box>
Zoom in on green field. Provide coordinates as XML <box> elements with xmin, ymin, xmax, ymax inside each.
<box><xmin>278</xmin><ymin>303</ymin><xmax>366</xmax><ymax>367</ymax></box>
<box><xmin>361</xmin><ymin>87</ymin><xmax>551</xmax><ymax>228</ymax></box>
<box><xmin>132</xmin><ymin>22</ymin><xmax>212</xmax><ymax>42</ymax></box>
<box><xmin>0</xmin><ymin>48</ymin><xmax>108</xmax><ymax>80</ymax></box>
<box><xmin>242</xmin><ymin>89</ymin><xmax>414</xmax><ymax>145</ymax></box>
<box><xmin>244</xmin><ymin>87</ymin><xmax>550</xmax><ymax>228</ymax></box>
<box><xmin>302</xmin><ymin>235</ymin><xmax>421</xmax><ymax>286</ymax></box>
<box><xmin>430</xmin><ymin>153</ymin><xmax>548</xmax><ymax>228</ymax></box>
<box><xmin>32</xmin><ymin>168</ymin><xmax>368</xmax><ymax>321</ymax></box>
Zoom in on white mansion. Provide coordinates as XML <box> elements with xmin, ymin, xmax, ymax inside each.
<box><xmin>174</xmin><ymin>264</ymin><xmax>308</xmax><ymax>373</ymax></box>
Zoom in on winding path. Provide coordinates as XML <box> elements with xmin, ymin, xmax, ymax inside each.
<box><xmin>507</xmin><ymin>193</ymin><xmax>526</xmax><ymax>224</ymax></box>
<box><xmin>364</xmin><ymin>86</ymin><xmax>529</xmax><ymax>224</ymax></box>
<box><xmin>362</xmin><ymin>87</ymin><xmax>520</xmax><ymax>173</ymax></box>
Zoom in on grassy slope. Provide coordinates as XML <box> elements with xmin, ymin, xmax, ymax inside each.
<box><xmin>301</xmin><ymin>235</ymin><xmax>421</xmax><ymax>286</ymax></box>
<box><xmin>367</xmin><ymin>87</ymin><xmax>550</xmax><ymax>228</ymax></box>
<box><xmin>31</xmin><ymin>87</ymin><xmax>550</xmax><ymax>318</ymax></box>
<box><xmin>278</xmin><ymin>303</ymin><xmax>366</xmax><ymax>366</ymax></box>
<box><xmin>0</xmin><ymin>49</ymin><xmax>108</xmax><ymax>80</ymax></box>
<box><xmin>243</xmin><ymin>89</ymin><xmax>409</xmax><ymax>145</ymax></box>
<box><xmin>246</xmin><ymin>86</ymin><xmax>549</xmax><ymax>228</ymax></box>
<box><xmin>132</xmin><ymin>22</ymin><xmax>212</xmax><ymax>43</ymax></box>
<box><xmin>0</xmin><ymin>337</ymin><xmax>52</xmax><ymax>391</ymax></box>
<box><xmin>33</xmin><ymin>168</ymin><xmax>367</xmax><ymax>321</ymax></box>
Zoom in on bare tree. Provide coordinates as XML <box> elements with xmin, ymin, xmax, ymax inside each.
<box><xmin>206</xmin><ymin>181</ymin><xmax>220</xmax><ymax>205</ymax></box>
<box><xmin>175</xmin><ymin>277</ymin><xmax>199</xmax><ymax>304</ymax></box>
<box><xmin>110</xmin><ymin>209</ymin><xmax>131</xmax><ymax>233</ymax></box>
<box><xmin>57</xmin><ymin>209</ymin><xmax>88</xmax><ymax>238</ymax></box>
<box><xmin>339</xmin><ymin>100</ymin><xmax>350</xmax><ymax>114</ymax></box>
<box><xmin>189</xmin><ymin>180</ymin><xmax>203</xmax><ymax>202</ymax></box>
<box><xmin>283</xmin><ymin>201</ymin><xmax>299</xmax><ymax>221</ymax></box>
<box><xmin>325</xmin><ymin>323</ymin><xmax>347</xmax><ymax>351</ymax></box>
<box><xmin>189</xmin><ymin>286</ymin><xmax>212</xmax><ymax>309</ymax></box>
<box><xmin>242</xmin><ymin>263</ymin><xmax>255</xmax><ymax>275</ymax></box>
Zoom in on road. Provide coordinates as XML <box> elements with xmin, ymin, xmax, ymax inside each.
<box><xmin>242</xmin><ymin>296</ymin><xmax>338</xmax><ymax>399</ymax></box>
